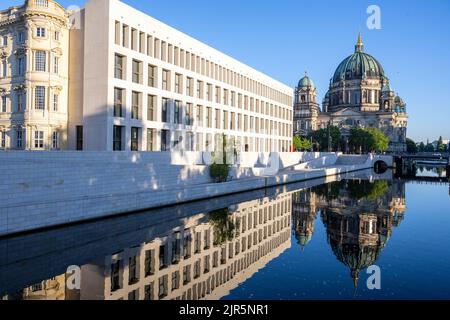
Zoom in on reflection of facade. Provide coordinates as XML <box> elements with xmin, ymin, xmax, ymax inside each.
<box><xmin>292</xmin><ymin>180</ymin><xmax>406</xmax><ymax>286</ymax></box>
<box><xmin>294</xmin><ymin>35</ymin><xmax>408</xmax><ymax>152</ymax></box>
<box><xmin>292</xmin><ymin>191</ymin><xmax>318</xmax><ymax>250</ymax></box>
<box><xmin>4</xmin><ymin>194</ymin><xmax>291</xmax><ymax>300</ymax></box>
<box><xmin>3</xmin><ymin>275</ymin><xmax>66</xmax><ymax>300</ymax></box>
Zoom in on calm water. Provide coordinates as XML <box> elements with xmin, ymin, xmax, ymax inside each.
<box><xmin>1</xmin><ymin>168</ymin><xmax>449</xmax><ymax>300</ymax></box>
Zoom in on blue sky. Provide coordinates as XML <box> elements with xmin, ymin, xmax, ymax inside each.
<box><xmin>5</xmin><ymin>0</ymin><xmax>450</xmax><ymax>142</ymax></box>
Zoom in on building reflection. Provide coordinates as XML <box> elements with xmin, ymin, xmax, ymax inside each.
<box><xmin>292</xmin><ymin>179</ymin><xmax>406</xmax><ymax>287</ymax></box>
<box><xmin>3</xmin><ymin>194</ymin><xmax>292</xmax><ymax>300</ymax></box>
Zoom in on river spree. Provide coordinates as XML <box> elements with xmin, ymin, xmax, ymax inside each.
<box><xmin>1</xmin><ymin>168</ymin><xmax>449</xmax><ymax>300</ymax></box>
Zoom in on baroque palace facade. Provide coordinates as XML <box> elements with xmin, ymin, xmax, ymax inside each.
<box><xmin>294</xmin><ymin>35</ymin><xmax>408</xmax><ymax>153</ymax></box>
<box><xmin>0</xmin><ymin>0</ymin><xmax>293</xmax><ymax>152</ymax></box>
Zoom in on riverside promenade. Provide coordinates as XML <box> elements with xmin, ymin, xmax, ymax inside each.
<box><xmin>0</xmin><ymin>151</ymin><xmax>392</xmax><ymax>236</ymax></box>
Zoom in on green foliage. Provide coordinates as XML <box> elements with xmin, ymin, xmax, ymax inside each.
<box><xmin>293</xmin><ymin>136</ymin><xmax>312</xmax><ymax>151</ymax></box>
<box><xmin>418</xmin><ymin>142</ymin><xmax>426</xmax><ymax>152</ymax></box>
<box><xmin>348</xmin><ymin>127</ymin><xmax>389</xmax><ymax>153</ymax></box>
<box><xmin>406</xmin><ymin>138</ymin><xmax>418</xmax><ymax>154</ymax></box>
<box><xmin>209</xmin><ymin>208</ymin><xmax>236</xmax><ymax>246</ymax></box>
<box><xmin>347</xmin><ymin>180</ymin><xmax>389</xmax><ymax>201</ymax></box>
<box><xmin>209</xmin><ymin>133</ymin><xmax>231</xmax><ymax>183</ymax></box>
<box><xmin>308</xmin><ymin>126</ymin><xmax>342</xmax><ymax>152</ymax></box>
<box><xmin>437</xmin><ymin>136</ymin><xmax>446</xmax><ymax>152</ymax></box>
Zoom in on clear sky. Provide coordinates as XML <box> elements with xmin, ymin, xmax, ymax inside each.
<box><xmin>5</xmin><ymin>0</ymin><xmax>450</xmax><ymax>142</ymax></box>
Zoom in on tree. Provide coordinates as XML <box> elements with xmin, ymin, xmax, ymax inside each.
<box><xmin>418</xmin><ymin>142</ymin><xmax>425</xmax><ymax>152</ymax></box>
<box><xmin>406</xmin><ymin>138</ymin><xmax>418</xmax><ymax>154</ymax></box>
<box><xmin>424</xmin><ymin>143</ymin><xmax>435</xmax><ymax>153</ymax></box>
<box><xmin>437</xmin><ymin>136</ymin><xmax>446</xmax><ymax>152</ymax></box>
<box><xmin>348</xmin><ymin>128</ymin><xmax>389</xmax><ymax>154</ymax></box>
<box><xmin>308</xmin><ymin>126</ymin><xmax>341</xmax><ymax>152</ymax></box>
<box><xmin>293</xmin><ymin>136</ymin><xmax>312</xmax><ymax>151</ymax></box>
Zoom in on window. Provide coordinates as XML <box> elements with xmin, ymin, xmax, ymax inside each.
<box><xmin>147</xmin><ymin>128</ymin><xmax>155</xmax><ymax>151</ymax></box>
<box><xmin>18</xmin><ymin>56</ymin><xmax>25</xmax><ymax>76</ymax></box>
<box><xmin>196</xmin><ymin>105</ymin><xmax>203</xmax><ymax>126</ymax></box>
<box><xmin>206</xmin><ymin>107</ymin><xmax>212</xmax><ymax>128</ymax></box>
<box><xmin>16</xmin><ymin>130</ymin><xmax>23</xmax><ymax>149</ymax></box>
<box><xmin>162</xmin><ymin>69</ymin><xmax>170</xmax><ymax>91</ymax></box>
<box><xmin>186</xmin><ymin>103</ymin><xmax>193</xmax><ymax>126</ymax></box>
<box><xmin>111</xmin><ymin>261</ymin><xmax>121</xmax><ymax>291</ymax></box>
<box><xmin>147</xmin><ymin>94</ymin><xmax>156</xmax><ymax>121</ymax></box>
<box><xmin>113</xmin><ymin>125</ymin><xmax>123</xmax><ymax>151</ymax></box>
<box><xmin>36</xmin><ymin>0</ymin><xmax>49</xmax><ymax>7</ymax></box>
<box><xmin>2</xmin><ymin>60</ymin><xmax>7</xmax><ymax>78</ymax></box>
<box><xmin>0</xmin><ymin>130</ymin><xmax>5</xmax><ymax>149</ymax></box>
<box><xmin>36</xmin><ymin>27</ymin><xmax>46</xmax><ymax>38</ymax></box>
<box><xmin>186</xmin><ymin>77</ymin><xmax>193</xmax><ymax>96</ymax></box>
<box><xmin>18</xmin><ymin>31</ymin><xmax>25</xmax><ymax>44</ymax></box>
<box><xmin>114</xmin><ymin>87</ymin><xmax>124</xmax><ymax>118</ymax></box>
<box><xmin>148</xmin><ymin>65</ymin><xmax>157</xmax><ymax>87</ymax></box>
<box><xmin>162</xmin><ymin>98</ymin><xmax>170</xmax><ymax>123</ymax></box>
<box><xmin>35</xmin><ymin>86</ymin><xmax>45</xmax><ymax>109</ymax></box>
<box><xmin>207</xmin><ymin>83</ymin><xmax>212</xmax><ymax>101</ymax></box>
<box><xmin>53</xmin><ymin>94</ymin><xmax>58</xmax><ymax>111</ymax></box>
<box><xmin>17</xmin><ymin>92</ymin><xmax>24</xmax><ymax>111</ymax></box>
<box><xmin>34</xmin><ymin>131</ymin><xmax>44</xmax><ymax>149</ymax></box>
<box><xmin>132</xmin><ymin>59</ymin><xmax>142</xmax><ymax>84</ymax></box>
<box><xmin>1</xmin><ymin>96</ymin><xmax>6</xmax><ymax>112</ymax></box>
<box><xmin>131</xmin><ymin>91</ymin><xmax>141</xmax><ymax>120</ymax></box>
<box><xmin>35</xmin><ymin>51</ymin><xmax>46</xmax><ymax>72</ymax></box>
<box><xmin>114</xmin><ymin>54</ymin><xmax>125</xmax><ymax>79</ymax></box>
<box><xmin>131</xmin><ymin>127</ymin><xmax>139</xmax><ymax>151</ymax></box>
<box><xmin>52</xmin><ymin>131</ymin><xmax>59</xmax><ymax>149</ymax></box>
<box><xmin>174</xmin><ymin>100</ymin><xmax>182</xmax><ymax>124</ymax></box>
<box><xmin>54</xmin><ymin>31</ymin><xmax>60</xmax><ymax>41</ymax></box>
<box><xmin>76</xmin><ymin>126</ymin><xmax>83</xmax><ymax>150</ymax></box>
<box><xmin>196</xmin><ymin>81</ymin><xmax>203</xmax><ymax>99</ymax></box>
<box><xmin>161</xmin><ymin>129</ymin><xmax>170</xmax><ymax>151</ymax></box>
<box><xmin>53</xmin><ymin>56</ymin><xmax>59</xmax><ymax>74</ymax></box>
<box><xmin>2</xmin><ymin>36</ymin><xmax>7</xmax><ymax>46</ymax></box>
<box><xmin>175</xmin><ymin>73</ymin><xmax>182</xmax><ymax>94</ymax></box>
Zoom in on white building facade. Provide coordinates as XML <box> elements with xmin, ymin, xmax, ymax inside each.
<box><xmin>69</xmin><ymin>0</ymin><xmax>293</xmax><ymax>152</ymax></box>
<box><xmin>0</xmin><ymin>0</ymin><xmax>69</xmax><ymax>151</ymax></box>
<box><xmin>0</xmin><ymin>0</ymin><xmax>293</xmax><ymax>152</ymax></box>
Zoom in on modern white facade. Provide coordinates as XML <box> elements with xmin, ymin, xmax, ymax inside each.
<box><xmin>68</xmin><ymin>0</ymin><xmax>293</xmax><ymax>152</ymax></box>
<box><xmin>0</xmin><ymin>0</ymin><xmax>293</xmax><ymax>152</ymax></box>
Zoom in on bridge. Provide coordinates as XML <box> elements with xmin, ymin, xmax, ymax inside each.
<box><xmin>393</xmin><ymin>153</ymin><xmax>450</xmax><ymax>179</ymax></box>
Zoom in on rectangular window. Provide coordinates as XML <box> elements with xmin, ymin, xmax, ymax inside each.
<box><xmin>18</xmin><ymin>56</ymin><xmax>25</xmax><ymax>76</ymax></box>
<box><xmin>18</xmin><ymin>31</ymin><xmax>25</xmax><ymax>44</ymax></box>
<box><xmin>36</xmin><ymin>27</ymin><xmax>46</xmax><ymax>37</ymax></box>
<box><xmin>132</xmin><ymin>59</ymin><xmax>142</xmax><ymax>84</ymax></box>
<box><xmin>131</xmin><ymin>91</ymin><xmax>141</xmax><ymax>120</ymax></box>
<box><xmin>35</xmin><ymin>86</ymin><xmax>45</xmax><ymax>110</ymax></box>
<box><xmin>174</xmin><ymin>100</ymin><xmax>182</xmax><ymax>124</ymax></box>
<box><xmin>35</xmin><ymin>51</ymin><xmax>46</xmax><ymax>72</ymax></box>
<box><xmin>161</xmin><ymin>129</ymin><xmax>170</xmax><ymax>151</ymax></box>
<box><xmin>53</xmin><ymin>94</ymin><xmax>58</xmax><ymax>111</ymax></box>
<box><xmin>17</xmin><ymin>92</ymin><xmax>24</xmax><ymax>111</ymax></box>
<box><xmin>1</xmin><ymin>96</ymin><xmax>6</xmax><ymax>112</ymax></box>
<box><xmin>148</xmin><ymin>65</ymin><xmax>157</xmax><ymax>87</ymax></box>
<box><xmin>76</xmin><ymin>126</ymin><xmax>83</xmax><ymax>150</ymax></box>
<box><xmin>113</xmin><ymin>125</ymin><xmax>123</xmax><ymax>151</ymax></box>
<box><xmin>207</xmin><ymin>83</ymin><xmax>213</xmax><ymax>101</ymax></box>
<box><xmin>175</xmin><ymin>73</ymin><xmax>182</xmax><ymax>94</ymax></box>
<box><xmin>16</xmin><ymin>130</ymin><xmax>23</xmax><ymax>149</ymax></box>
<box><xmin>53</xmin><ymin>56</ymin><xmax>59</xmax><ymax>74</ymax></box>
<box><xmin>147</xmin><ymin>94</ymin><xmax>156</xmax><ymax>121</ymax></box>
<box><xmin>54</xmin><ymin>31</ymin><xmax>60</xmax><ymax>41</ymax></box>
<box><xmin>114</xmin><ymin>87</ymin><xmax>124</xmax><ymax>118</ymax></box>
<box><xmin>52</xmin><ymin>131</ymin><xmax>59</xmax><ymax>149</ymax></box>
<box><xmin>197</xmin><ymin>81</ymin><xmax>203</xmax><ymax>99</ymax></box>
<box><xmin>131</xmin><ymin>127</ymin><xmax>139</xmax><ymax>151</ymax></box>
<box><xmin>114</xmin><ymin>54</ymin><xmax>125</xmax><ymax>80</ymax></box>
<box><xmin>162</xmin><ymin>69</ymin><xmax>170</xmax><ymax>91</ymax></box>
<box><xmin>36</xmin><ymin>0</ymin><xmax>48</xmax><ymax>7</ymax></box>
<box><xmin>186</xmin><ymin>103</ymin><xmax>193</xmax><ymax>126</ymax></box>
<box><xmin>147</xmin><ymin>128</ymin><xmax>155</xmax><ymax>151</ymax></box>
<box><xmin>162</xmin><ymin>98</ymin><xmax>170</xmax><ymax>123</ymax></box>
<box><xmin>186</xmin><ymin>77</ymin><xmax>193</xmax><ymax>96</ymax></box>
<box><xmin>206</xmin><ymin>107</ymin><xmax>212</xmax><ymax>128</ymax></box>
<box><xmin>196</xmin><ymin>105</ymin><xmax>203</xmax><ymax>126</ymax></box>
<box><xmin>0</xmin><ymin>130</ymin><xmax>5</xmax><ymax>149</ymax></box>
<box><xmin>34</xmin><ymin>131</ymin><xmax>44</xmax><ymax>149</ymax></box>
<box><xmin>2</xmin><ymin>36</ymin><xmax>7</xmax><ymax>47</ymax></box>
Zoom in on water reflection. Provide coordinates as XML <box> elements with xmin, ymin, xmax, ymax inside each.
<box><xmin>293</xmin><ymin>179</ymin><xmax>405</xmax><ymax>288</ymax></box>
<box><xmin>3</xmin><ymin>168</ymin><xmax>448</xmax><ymax>300</ymax></box>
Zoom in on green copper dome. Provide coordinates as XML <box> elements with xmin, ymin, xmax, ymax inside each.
<box><xmin>332</xmin><ymin>35</ymin><xmax>385</xmax><ymax>84</ymax></box>
<box><xmin>298</xmin><ymin>74</ymin><xmax>315</xmax><ymax>88</ymax></box>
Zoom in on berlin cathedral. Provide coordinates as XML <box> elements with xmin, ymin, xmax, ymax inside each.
<box><xmin>294</xmin><ymin>35</ymin><xmax>408</xmax><ymax>153</ymax></box>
